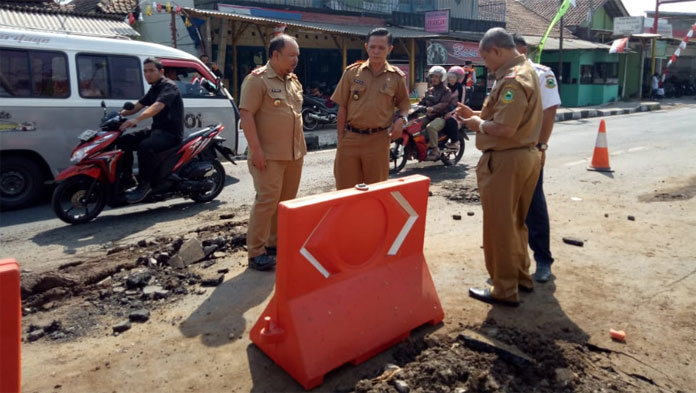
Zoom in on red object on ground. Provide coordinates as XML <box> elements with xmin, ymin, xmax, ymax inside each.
<box><xmin>610</xmin><ymin>329</ymin><xmax>626</xmax><ymax>342</ymax></box>
<box><xmin>249</xmin><ymin>175</ymin><xmax>444</xmax><ymax>390</ymax></box>
<box><xmin>0</xmin><ymin>258</ymin><xmax>21</xmax><ymax>393</ymax></box>
<box><xmin>587</xmin><ymin>119</ymin><xmax>614</xmax><ymax>172</ymax></box>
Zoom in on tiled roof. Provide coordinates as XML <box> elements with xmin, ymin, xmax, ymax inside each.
<box><xmin>0</xmin><ymin>7</ymin><xmax>139</xmax><ymax>36</ymax></box>
<box><xmin>506</xmin><ymin>0</ymin><xmax>575</xmax><ymax>38</ymax></box>
<box><xmin>516</xmin><ymin>0</ymin><xmax>628</xmax><ymax>27</ymax></box>
<box><xmin>0</xmin><ymin>0</ymin><xmax>136</xmax><ymax>17</ymax></box>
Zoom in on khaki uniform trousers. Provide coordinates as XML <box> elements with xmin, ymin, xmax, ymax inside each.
<box><xmin>476</xmin><ymin>146</ymin><xmax>541</xmax><ymax>302</ymax></box>
<box><xmin>334</xmin><ymin>130</ymin><xmax>390</xmax><ymax>190</ymax></box>
<box><xmin>247</xmin><ymin>157</ymin><xmax>303</xmax><ymax>258</ymax></box>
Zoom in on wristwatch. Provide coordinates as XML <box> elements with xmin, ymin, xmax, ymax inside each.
<box><xmin>398</xmin><ymin>115</ymin><xmax>408</xmax><ymax>124</ymax></box>
<box><xmin>536</xmin><ymin>143</ymin><xmax>548</xmax><ymax>151</ymax></box>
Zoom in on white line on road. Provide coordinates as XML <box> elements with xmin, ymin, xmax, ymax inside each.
<box><xmin>612</xmin><ymin>150</ymin><xmax>625</xmax><ymax>156</ymax></box>
<box><xmin>565</xmin><ymin>160</ymin><xmax>588</xmax><ymax>167</ymax></box>
<box><xmin>628</xmin><ymin>146</ymin><xmax>648</xmax><ymax>152</ymax></box>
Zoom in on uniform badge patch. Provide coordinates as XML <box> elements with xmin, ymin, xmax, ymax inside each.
<box><xmin>545</xmin><ymin>76</ymin><xmax>557</xmax><ymax>89</ymax></box>
<box><xmin>271</xmin><ymin>88</ymin><xmax>282</xmax><ymax>92</ymax></box>
<box><xmin>353</xmin><ymin>79</ymin><xmax>364</xmax><ymax>84</ymax></box>
<box><xmin>502</xmin><ymin>89</ymin><xmax>515</xmax><ymax>103</ymax></box>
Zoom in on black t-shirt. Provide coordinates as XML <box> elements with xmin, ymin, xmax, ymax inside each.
<box><xmin>138</xmin><ymin>77</ymin><xmax>184</xmax><ymax>140</ymax></box>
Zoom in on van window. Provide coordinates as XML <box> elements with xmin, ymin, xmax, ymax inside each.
<box><xmin>0</xmin><ymin>49</ymin><xmax>69</xmax><ymax>98</ymax></box>
<box><xmin>77</xmin><ymin>54</ymin><xmax>143</xmax><ymax>99</ymax></box>
<box><xmin>163</xmin><ymin>66</ymin><xmax>224</xmax><ymax>99</ymax></box>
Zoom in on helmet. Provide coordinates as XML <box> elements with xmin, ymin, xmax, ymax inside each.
<box><xmin>427</xmin><ymin>66</ymin><xmax>447</xmax><ymax>80</ymax></box>
<box><xmin>447</xmin><ymin>66</ymin><xmax>466</xmax><ymax>83</ymax></box>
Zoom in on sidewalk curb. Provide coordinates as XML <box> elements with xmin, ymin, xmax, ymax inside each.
<box><xmin>555</xmin><ymin>103</ymin><xmax>661</xmax><ymax>122</ymax></box>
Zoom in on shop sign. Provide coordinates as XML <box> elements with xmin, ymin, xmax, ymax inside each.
<box><xmin>425</xmin><ymin>10</ymin><xmax>450</xmax><ymax>33</ymax></box>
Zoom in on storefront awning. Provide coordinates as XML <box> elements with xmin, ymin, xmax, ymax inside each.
<box><xmin>183</xmin><ymin>7</ymin><xmax>439</xmax><ymax>39</ymax></box>
<box><xmin>0</xmin><ymin>8</ymin><xmax>139</xmax><ymax>37</ymax></box>
<box><xmin>523</xmin><ymin>36</ymin><xmax>611</xmax><ymax>50</ymax></box>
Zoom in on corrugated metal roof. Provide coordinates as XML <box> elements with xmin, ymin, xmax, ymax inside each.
<box><xmin>183</xmin><ymin>7</ymin><xmax>440</xmax><ymax>39</ymax></box>
<box><xmin>523</xmin><ymin>35</ymin><xmax>611</xmax><ymax>50</ymax></box>
<box><xmin>0</xmin><ymin>8</ymin><xmax>139</xmax><ymax>37</ymax></box>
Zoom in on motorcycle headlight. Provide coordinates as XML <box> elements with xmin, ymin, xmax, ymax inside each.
<box><xmin>70</xmin><ymin>142</ymin><xmax>99</xmax><ymax>163</ymax></box>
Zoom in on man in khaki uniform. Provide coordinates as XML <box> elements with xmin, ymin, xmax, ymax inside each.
<box><xmin>239</xmin><ymin>34</ymin><xmax>306</xmax><ymax>271</ymax></box>
<box><xmin>331</xmin><ymin>27</ymin><xmax>411</xmax><ymax>190</ymax></box>
<box><xmin>456</xmin><ymin>27</ymin><xmax>542</xmax><ymax>306</ymax></box>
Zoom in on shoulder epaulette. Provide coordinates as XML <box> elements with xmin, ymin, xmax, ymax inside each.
<box><xmin>346</xmin><ymin>61</ymin><xmax>365</xmax><ymax>70</ymax></box>
<box><xmin>251</xmin><ymin>66</ymin><xmax>266</xmax><ymax>76</ymax></box>
<box><xmin>504</xmin><ymin>66</ymin><xmax>518</xmax><ymax>79</ymax></box>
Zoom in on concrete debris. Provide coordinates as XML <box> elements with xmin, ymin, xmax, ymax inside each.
<box><xmin>216</xmin><ymin>268</ymin><xmax>229</xmax><ymax>274</ymax></box>
<box><xmin>203</xmin><ymin>245</ymin><xmax>218</xmax><ymax>258</ymax></box>
<box><xmin>458</xmin><ymin>329</ymin><xmax>535</xmax><ymax>367</ymax></box>
<box><xmin>562</xmin><ymin>237</ymin><xmax>584</xmax><ymax>247</ymax></box>
<box><xmin>129</xmin><ymin>309</ymin><xmax>151</xmax><ymax>323</ymax></box>
<box><xmin>125</xmin><ymin>271</ymin><xmax>152</xmax><ymax>289</ymax></box>
<box><xmin>200</xmin><ymin>274</ymin><xmax>224</xmax><ymax>287</ymax></box>
<box><xmin>176</xmin><ymin>238</ymin><xmax>206</xmax><ymax>266</ymax></box>
<box><xmin>453</xmin><ymin>214</ymin><xmax>462</xmax><ymax>220</ymax></box>
<box><xmin>393</xmin><ymin>380</ymin><xmax>410</xmax><ymax>393</ymax></box>
<box><xmin>628</xmin><ymin>215</ymin><xmax>636</xmax><ymax>221</ymax></box>
<box><xmin>27</xmin><ymin>329</ymin><xmax>45</xmax><ymax>342</ymax></box>
<box><xmin>554</xmin><ymin>368</ymin><xmax>576</xmax><ymax>386</ymax></box>
<box><xmin>212</xmin><ymin>251</ymin><xmax>226</xmax><ymax>259</ymax></box>
<box><xmin>112</xmin><ymin>320</ymin><xmax>131</xmax><ymax>334</ymax></box>
<box><xmin>219</xmin><ymin>213</ymin><xmax>235</xmax><ymax>220</ymax></box>
<box><xmin>168</xmin><ymin>255</ymin><xmax>185</xmax><ymax>269</ymax></box>
<box><xmin>467</xmin><ymin>211</ymin><xmax>475</xmax><ymax>216</ymax></box>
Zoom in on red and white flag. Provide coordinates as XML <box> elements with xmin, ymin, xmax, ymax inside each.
<box><xmin>609</xmin><ymin>37</ymin><xmax>629</xmax><ymax>53</ymax></box>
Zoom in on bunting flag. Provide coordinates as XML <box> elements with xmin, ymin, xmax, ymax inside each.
<box><xmin>176</xmin><ymin>5</ymin><xmax>182</xmax><ymax>14</ymax></box>
<box><xmin>156</xmin><ymin>2</ymin><xmax>162</xmax><ymax>12</ymax></box>
<box><xmin>165</xmin><ymin>2</ymin><xmax>172</xmax><ymax>13</ymax></box>
<box><xmin>145</xmin><ymin>5</ymin><xmax>152</xmax><ymax>16</ymax></box>
<box><xmin>128</xmin><ymin>12</ymin><xmax>135</xmax><ymax>24</ymax></box>
<box><xmin>609</xmin><ymin>37</ymin><xmax>629</xmax><ymax>53</ymax></box>
<box><xmin>536</xmin><ymin>0</ymin><xmax>575</xmax><ymax>62</ymax></box>
<box><xmin>660</xmin><ymin>22</ymin><xmax>696</xmax><ymax>86</ymax></box>
<box><xmin>185</xmin><ymin>16</ymin><xmax>192</xmax><ymax>27</ymax></box>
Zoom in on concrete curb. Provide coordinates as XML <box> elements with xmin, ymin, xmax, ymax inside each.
<box><xmin>555</xmin><ymin>103</ymin><xmax>661</xmax><ymax>122</ymax></box>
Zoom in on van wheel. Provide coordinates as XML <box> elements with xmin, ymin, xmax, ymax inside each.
<box><xmin>0</xmin><ymin>156</ymin><xmax>45</xmax><ymax>210</ymax></box>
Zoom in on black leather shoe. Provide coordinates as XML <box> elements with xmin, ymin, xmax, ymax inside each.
<box><xmin>468</xmin><ymin>287</ymin><xmax>519</xmax><ymax>307</ymax></box>
<box><xmin>518</xmin><ymin>284</ymin><xmax>534</xmax><ymax>293</ymax></box>
<box><xmin>265</xmin><ymin>246</ymin><xmax>277</xmax><ymax>256</ymax></box>
<box><xmin>248</xmin><ymin>253</ymin><xmax>276</xmax><ymax>271</ymax></box>
<box><xmin>533</xmin><ymin>263</ymin><xmax>552</xmax><ymax>283</ymax></box>
<box><xmin>126</xmin><ymin>183</ymin><xmax>151</xmax><ymax>203</ymax></box>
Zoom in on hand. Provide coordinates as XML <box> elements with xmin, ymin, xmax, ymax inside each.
<box><xmin>119</xmin><ymin>119</ymin><xmax>138</xmax><ymax>131</ymax></box>
<box><xmin>390</xmin><ymin>119</ymin><xmax>405</xmax><ymax>141</ymax></box>
<box><xmin>250</xmin><ymin>148</ymin><xmax>267</xmax><ymax>171</ymax></box>
<box><xmin>462</xmin><ymin>115</ymin><xmax>483</xmax><ymax>133</ymax></box>
<box><xmin>456</xmin><ymin>103</ymin><xmax>475</xmax><ymax>119</ymax></box>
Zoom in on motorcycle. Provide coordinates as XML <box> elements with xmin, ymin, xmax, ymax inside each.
<box><xmin>51</xmin><ymin>101</ymin><xmax>236</xmax><ymax>224</ymax></box>
<box><xmin>302</xmin><ymin>94</ymin><xmax>338</xmax><ymax>131</ymax></box>
<box><xmin>389</xmin><ymin>105</ymin><xmax>468</xmax><ymax>174</ymax></box>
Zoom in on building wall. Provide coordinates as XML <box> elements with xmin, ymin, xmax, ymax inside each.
<box><xmin>137</xmin><ymin>0</ymin><xmax>198</xmax><ymax>55</ymax></box>
<box><xmin>619</xmin><ymin>51</ymin><xmax>641</xmax><ymax>99</ymax></box>
<box><xmin>541</xmin><ymin>49</ymin><xmax>620</xmax><ymax>106</ymax></box>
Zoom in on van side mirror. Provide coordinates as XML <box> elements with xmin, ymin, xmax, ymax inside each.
<box><xmin>101</xmin><ymin>100</ymin><xmax>106</xmax><ymax>108</ymax></box>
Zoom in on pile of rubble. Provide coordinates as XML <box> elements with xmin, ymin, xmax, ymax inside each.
<box><xmin>20</xmin><ymin>217</ymin><xmax>248</xmax><ymax>340</ymax></box>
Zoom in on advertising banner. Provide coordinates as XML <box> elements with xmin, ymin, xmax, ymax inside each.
<box><xmin>425</xmin><ymin>10</ymin><xmax>450</xmax><ymax>34</ymax></box>
<box><xmin>427</xmin><ymin>40</ymin><xmax>482</xmax><ymax>65</ymax></box>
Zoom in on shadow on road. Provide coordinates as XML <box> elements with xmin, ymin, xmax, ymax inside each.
<box><xmin>179</xmin><ymin>268</ymin><xmax>275</xmax><ymax>346</ymax></box>
<box><xmin>30</xmin><ymin>199</ymin><xmax>225</xmax><ymax>255</ymax></box>
<box><xmin>2</xmin><ymin>175</ymin><xmax>240</xmax><ymax>228</ymax></box>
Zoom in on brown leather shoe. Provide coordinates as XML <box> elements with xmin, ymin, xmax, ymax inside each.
<box><xmin>468</xmin><ymin>287</ymin><xmax>519</xmax><ymax>307</ymax></box>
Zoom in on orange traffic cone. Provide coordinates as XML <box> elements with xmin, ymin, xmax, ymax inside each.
<box><xmin>587</xmin><ymin>119</ymin><xmax>614</xmax><ymax>172</ymax></box>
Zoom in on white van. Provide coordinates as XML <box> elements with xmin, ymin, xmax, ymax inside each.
<box><xmin>0</xmin><ymin>27</ymin><xmax>239</xmax><ymax>209</ymax></box>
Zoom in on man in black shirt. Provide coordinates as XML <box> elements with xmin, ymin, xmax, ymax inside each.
<box><xmin>119</xmin><ymin>57</ymin><xmax>184</xmax><ymax>203</ymax></box>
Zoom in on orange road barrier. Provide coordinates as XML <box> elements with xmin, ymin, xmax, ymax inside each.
<box><xmin>0</xmin><ymin>258</ymin><xmax>21</xmax><ymax>393</ymax></box>
<box><xmin>250</xmin><ymin>175</ymin><xmax>444</xmax><ymax>390</ymax></box>
<box><xmin>587</xmin><ymin>119</ymin><xmax>614</xmax><ymax>172</ymax></box>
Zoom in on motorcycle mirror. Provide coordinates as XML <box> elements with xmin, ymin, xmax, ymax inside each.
<box><xmin>122</xmin><ymin>102</ymin><xmax>135</xmax><ymax>111</ymax></box>
<box><xmin>101</xmin><ymin>100</ymin><xmax>106</xmax><ymax>109</ymax></box>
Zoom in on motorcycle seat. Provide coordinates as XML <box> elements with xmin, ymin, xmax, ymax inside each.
<box><xmin>181</xmin><ymin>125</ymin><xmax>218</xmax><ymax>145</ymax></box>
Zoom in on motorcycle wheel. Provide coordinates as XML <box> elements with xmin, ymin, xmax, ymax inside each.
<box><xmin>441</xmin><ymin>133</ymin><xmax>466</xmax><ymax>166</ymax></box>
<box><xmin>389</xmin><ymin>140</ymin><xmax>408</xmax><ymax>174</ymax></box>
<box><xmin>51</xmin><ymin>175</ymin><xmax>107</xmax><ymax>224</ymax></box>
<box><xmin>191</xmin><ymin>160</ymin><xmax>226</xmax><ymax>203</ymax></box>
<box><xmin>302</xmin><ymin>108</ymin><xmax>320</xmax><ymax>131</ymax></box>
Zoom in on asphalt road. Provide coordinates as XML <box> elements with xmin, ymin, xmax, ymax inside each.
<box><xmin>2</xmin><ymin>106</ymin><xmax>695</xmax><ymax>272</ymax></box>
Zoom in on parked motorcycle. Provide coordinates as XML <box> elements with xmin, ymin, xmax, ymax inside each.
<box><xmin>51</xmin><ymin>101</ymin><xmax>235</xmax><ymax>224</ymax></box>
<box><xmin>302</xmin><ymin>94</ymin><xmax>338</xmax><ymax>131</ymax></box>
<box><xmin>389</xmin><ymin>105</ymin><xmax>468</xmax><ymax>174</ymax></box>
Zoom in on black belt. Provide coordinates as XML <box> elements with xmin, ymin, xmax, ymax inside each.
<box><xmin>346</xmin><ymin>124</ymin><xmax>388</xmax><ymax>135</ymax></box>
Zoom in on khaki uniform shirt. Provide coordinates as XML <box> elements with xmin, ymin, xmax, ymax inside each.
<box><xmin>331</xmin><ymin>61</ymin><xmax>411</xmax><ymax>129</ymax></box>
<box><xmin>239</xmin><ymin>62</ymin><xmax>306</xmax><ymax>160</ymax></box>
<box><xmin>477</xmin><ymin>55</ymin><xmax>542</xmax><ymax>152</ymax></box>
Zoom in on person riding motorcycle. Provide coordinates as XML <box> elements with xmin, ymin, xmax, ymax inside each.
<box><xmin>442</xmin><ymin>66</ymin><xmax>466</xmax><ymax>149</ymax></box>
<box><xmin>118</xmin><ymin>57</ymin><xmax>184</xmax><ymax>203</ymax></box>
<box><xmin>419</xmin><ymin>66</ymin><xmax>451</xmax><ymax>160</ymax></box>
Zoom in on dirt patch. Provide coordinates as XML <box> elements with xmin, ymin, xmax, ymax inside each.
<box><xmin>353</xmin><ymin>321</ymin><xmax>662</xmax><ymax>393</ymax></box>
<box><xmin>441</xmin><ymin>182</ymin><xmax>481</xmax><ymax>204</ymax></box>
<box><xmin>639</xmin><ymin>176</ymin><xmax>696</xmax><ymax>202</ymax></box>
<box><xmin>20</xmin><ymin>216</ymin><xmax>249</xmax><ymax>343</ymax></box>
